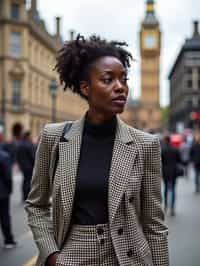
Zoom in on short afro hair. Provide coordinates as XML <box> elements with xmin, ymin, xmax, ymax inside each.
<box><xmin>55</xmin><ymin>34</ymin><xmax>133</xmax><ymax>99</ymax></box>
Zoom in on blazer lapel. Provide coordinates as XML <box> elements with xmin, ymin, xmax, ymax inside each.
<box><xmin>108</xmin><ymin>118</ymin><xmax>138</xmax><ymax>225</ymax></box>
<box><xmin>57</xmin><ymin>118</ymin><xmax>84</xmax><ymax>245</ymax></box>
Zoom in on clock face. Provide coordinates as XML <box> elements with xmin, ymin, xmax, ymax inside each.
<box><xmin>144</xmin><ymin>35</ymin><xmax>157</xmax><ymax>49</ymax></box>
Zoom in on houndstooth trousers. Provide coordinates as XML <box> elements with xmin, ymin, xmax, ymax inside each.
<box><xmin>55</xmin><ymin>223</ymin><xmax>119</xmax><ymax>266</ymax></box>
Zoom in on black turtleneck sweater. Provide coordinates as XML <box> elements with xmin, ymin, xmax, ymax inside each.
<box><xmin>71</xmin><ymin>115</ymin><xmax>117</xmax><ymax>225</ymax></box>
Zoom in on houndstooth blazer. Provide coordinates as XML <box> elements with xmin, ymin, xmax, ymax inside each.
<box><xmin>25</xmin><ymin>115</ymin><xmax>169</xmax><ymax>266</ymax></box>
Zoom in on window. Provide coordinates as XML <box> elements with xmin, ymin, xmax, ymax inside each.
<box><xmin>10</xmin><ymin>32</ymin><xmax>21</xmax><ymax>57</ymax></box>
<box><xmin>187</xmin><ymin>79</ymin><xmax>193</xmax><ymax>88</ymax></box>
<box><xmin>11</xmin><ymin>3</ymin><xmax>20</xmax><ymax>20</ymax></box>
<box><xmin>12</xmin><ymin>79</ymin><xmax>21</xmax><ymax>107</ymax></box>
<box><xmin>186</xmin><ymin>67</ymin><xmax>192</xmax><ymax>75</ymax></box>
<box><xmin>186</xmin><ymin>99</ymin><xmax>192</xmax><ymax>108</ymax></box>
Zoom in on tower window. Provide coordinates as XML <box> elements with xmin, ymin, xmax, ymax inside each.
<box><xmin>11</xmin><ymin>3</ymin><xmax>20</xmax><ymax>20</ymax></box>
<box><xmin>10</xmin><ymin>31</ymin><xmax>21</xmax><ymax>57</ymax></box>
<box><xmin>12</xmin><ymin>79</ymin><xmax>21</xmax><ymax>107</ymax></box>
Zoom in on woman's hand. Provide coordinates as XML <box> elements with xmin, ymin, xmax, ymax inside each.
<box><xmin>46</xmin><ymin>252</ymin><xmax>60</xmax><ymax>266</ymax></box>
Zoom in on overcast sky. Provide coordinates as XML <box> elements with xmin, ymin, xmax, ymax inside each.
<box><xmin>33</xmin><ymin>0</ymin><xmax>200</xmax><ymax>107</ymax></box>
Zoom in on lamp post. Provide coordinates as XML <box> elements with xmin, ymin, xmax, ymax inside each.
<box><xmin>49</xmin><ymin>79</ymin><xmax>58</xmax><ymax>123</ymax></box>
<box><xmin>0</xmin><ymin>86</ymin><xmax>6</xmax><ymax>134</ymax></box>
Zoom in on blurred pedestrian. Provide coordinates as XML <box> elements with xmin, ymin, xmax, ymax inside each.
<box><xmin>0</xmin><ymin>135</ymin><xmax>17</xmax><ymax>248</ymax></box>
<box><xmin>190</xmin><ymin>134</ymin><xmax>200</xmax><ymax>193</ymax></box>
<box><xmin>3</xmin><ymin>123</ymin><xmax>23</xmax><ymax>166</ymax></box>
<box><xmin>25</xmin><ymin>35</ymin><xmax>168</xmax><ymax>266</ymax></box>
<box><xmin>161</xmin><ymin>135</ymin><xmax>182</xmax><ymax>216</ymax></box>
<box><xmin>16</xmin><ymin>131</ymin><xmax>36</xmax><ymax>201</ymax></box>
<box><xmin>179</xmin><ymin>136</ymin><xmax>191</xmax><ymax>178</ymax></box>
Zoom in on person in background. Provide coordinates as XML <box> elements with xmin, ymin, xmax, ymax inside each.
<box><xmin>16</xmin><ymin>131</ymin><xmax>36</xmax><ymax>201</ymax></box>
<box><xmin>179</xmin><ymin>136</ymin><xmax>191</xmax><ymax>178</ymax></box>
<box><xmin>3</xmin><ymin>123</ymin><xmax>23</xmax><ymax>166</ymax></box>
<box><xmin>0</xmin><ymin>134</ymin><xmax>17</xmax><ymax>248</ymax></box>
<box><xmin>161</xmin><ymin>135</ymin><xmax>181</xmax><ymax>216</ymax></box>
<box><xmin>190</xmin><ymin>134</ymin><xmax>200</xmax><ymax>193</ymax></box>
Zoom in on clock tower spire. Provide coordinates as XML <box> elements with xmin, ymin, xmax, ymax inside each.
<box><xmin>138</xmin><ymin>0</ymin><xmax>161</xmax><ymax>130</ymax></box>
<box><xmin>146</xmin><ymin>0</ymin><xmax>155</xmax><ymax>14</ymax></box>
<box><xmin>143</xmin><ymin>0</ymin><xmax>158</xmax><ymax>26</ymax></box>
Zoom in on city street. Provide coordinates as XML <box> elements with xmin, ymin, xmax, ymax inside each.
<box><xmin>0</xmin><ymin>167</ymin><xmax>199</xmax><ymax>266</ymax></box>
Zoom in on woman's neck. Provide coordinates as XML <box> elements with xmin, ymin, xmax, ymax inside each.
<box><xmin>87</xmin><ymin>109</ymin><xmax>115</xmax><ymax>125</ymax></box>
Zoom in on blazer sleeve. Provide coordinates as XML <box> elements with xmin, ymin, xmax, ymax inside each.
<box><xmin>141</xmin><ymin>137</ymin><xmax>169</xmax><ymax>266</ymax></box>
<box><xmin>25</xmin><ymin>125</ymin><xmax>59</xmax><ymax>265</ymax></box>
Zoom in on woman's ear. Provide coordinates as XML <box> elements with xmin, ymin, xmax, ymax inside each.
<box><xmin>80</xmin><ymin>81</ymin><xmax>89</xmax><ymax>98</ymax></box>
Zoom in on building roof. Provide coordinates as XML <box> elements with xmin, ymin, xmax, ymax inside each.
<box><xmin>169</xmin><ymin>21</ymin><xmax>200</xmax><ymax>79</ymax></box>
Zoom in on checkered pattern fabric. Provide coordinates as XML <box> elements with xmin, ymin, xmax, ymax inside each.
<box><xmin>56</xmin><ymin>223</ymin><xmax>119</xmax><ymax>266</ymax></box>
<box><xmin>25</xmin><ymin>116</ymin><xmax>169</xmax><ymax>266</ymax></box>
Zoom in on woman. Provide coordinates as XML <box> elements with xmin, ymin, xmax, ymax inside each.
<box><xmin>25</xmin><ymin>35</ymin><xmax>169</xmax><ymax>266</ymax></box>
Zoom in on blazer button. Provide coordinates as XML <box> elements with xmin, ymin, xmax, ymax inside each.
<box><xmin>100</xmin><ymin>239</ymin><xmax>105</xmax><ymax>245</ymax></box>
<box><xmin>118</xmin><ymin>228</ymin><xmax>123</xmax><ymax>235</ymax></box>
<box><xmin>129</xmin><ymin>197</ymin><xmax>134</xmax><ymax>203</ymax></box>
<box><xmin>127</xmin><ymin>249</ymin><xmax>133</xmax><ymax>258</ymax></box>
<box><xmin>97</xmin><ymin>227</ymin><xmax>104</xmax><ymax>235</ymax></box>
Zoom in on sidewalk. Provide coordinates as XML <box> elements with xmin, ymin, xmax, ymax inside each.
<box><xmin>166</xmin><ymin>167</ymin><xmax>200</xmax><ymax>266</ymax></box>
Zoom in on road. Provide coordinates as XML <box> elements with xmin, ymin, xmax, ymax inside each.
<box><xmin>0</xmin><ymin>167</ymin><xmax>199</xmax><ymax>266</ymax></box>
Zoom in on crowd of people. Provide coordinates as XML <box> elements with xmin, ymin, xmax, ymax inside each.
<box><xmin>0</xmin><ymin>123</ymin><xmax>36</xmax><ymax>249</ymax></box>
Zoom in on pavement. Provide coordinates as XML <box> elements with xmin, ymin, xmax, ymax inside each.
<box><xmin>0</xmin><ymin>166</ymin><xmax>199</xmax><ymax>266</ymax></box>
<box><xmin>165</xmin><ymin>166</ymin><xmax>200</xmax><ymax>266</ymax></box>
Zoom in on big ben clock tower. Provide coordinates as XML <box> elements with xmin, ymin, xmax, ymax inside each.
<box><xmin>139</xmin><ymin>0</ymin><xmax>161</xmax><ymax>130</ymax></box>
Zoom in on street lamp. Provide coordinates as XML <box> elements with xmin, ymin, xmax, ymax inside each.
<box><xmin>0</xmin><ymin>86</ymin><xmax>6</xmax><ymax>134</ymax></box>
<box><xmin>49</xmin><ymin>79</ymin><xmax>59</xmax><ymax>123</ymax></box>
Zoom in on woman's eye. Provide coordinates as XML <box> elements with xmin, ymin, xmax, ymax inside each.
<box><xmin>102</xmin><ymin>78</ymin><xmax>112</xmax><ymax>84</ymax></box>
<box><xmin>122</xmin><ymin>77</ymin><xmax>129</xmax><ymax>84</ymax></box>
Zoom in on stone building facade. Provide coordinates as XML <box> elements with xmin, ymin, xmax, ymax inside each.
<box><xmin>169</xmin><ymin>21</ymin><xmax>200</xmax><ymax>130</ymax></box>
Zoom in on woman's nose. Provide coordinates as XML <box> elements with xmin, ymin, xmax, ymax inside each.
<box><xmin>114</xmin><ymin>80</ymin><xmax>124</xmax><ymax>91</ymax></box>
<box><xmin>114</xmin><ymin>80</ymin><xmax>127</xmax><ymax>93</ymax></box>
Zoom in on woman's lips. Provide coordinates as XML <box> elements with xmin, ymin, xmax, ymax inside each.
<box><xmin>112</xmin><ymin>99</ymin><xmax>126</xmax><ymax>105</ymax></box>
<box><xmin>112</xmin><ymin>96</ymin><xmax>127</xmax><ymax>105</ymax></box>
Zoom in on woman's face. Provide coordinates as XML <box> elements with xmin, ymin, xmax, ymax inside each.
<box><xmin>80</xmin><ymin>56</ymin><xmax>129</xmax><ymax>122</ymax></box>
